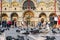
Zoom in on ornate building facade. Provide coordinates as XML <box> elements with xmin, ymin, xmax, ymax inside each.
<box><xmin>1</xmin><ymin>0</ymin><xmax>60</xmax><ymax>27</ymax></box>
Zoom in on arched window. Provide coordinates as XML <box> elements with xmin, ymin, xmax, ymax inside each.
<box><xmin>5</xmin><ymin>8</ymin><xmax>7</xmax><ymax>10</ymax></box>
<box><xmin>22</xmin><ymin>0</ymin><xmax>36</xmax><ymax>10</ymax></box>
<box><xmin>15</xmin><ymin>8</ymin><xmax>16</xmax><ymax>10</ymax></box>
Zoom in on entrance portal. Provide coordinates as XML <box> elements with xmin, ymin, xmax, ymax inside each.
<box><xmin>39</xmin><ymin>12</ymin><xmax>47</xmax><ymax>21</ymax></box>
<box><xmin>2</xmin><ymin>13</ymin><xmax>8</xmax><ymax>20</ymax></box>
<box><xmin>49</xmin><ymin>13</ymin><xmax>56</xmax><ymax>17</ymax></box>
<box><xmin>11</xmin><ymin>12</ymin><xmax>18</xmax><ymax>21</ymax></box>
<box><xmin>39</xmin><ymin>12</ymin><xmax>47</xmax><ymax>18</ymax></box>
<box><xmin>23</xmin><ymin>10</ymin><xmax>34</xmax><ymax>27</ymax></box>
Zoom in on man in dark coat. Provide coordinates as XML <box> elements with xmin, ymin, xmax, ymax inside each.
<box><xmin>2</xmin><ymin>20</ymin><xmax>7</xmax><ymax>28</ymax></box>
<box><xmin>49</xmin><ymin>16</ymin><xmax>54</xmax><ymax>27</ymax></box>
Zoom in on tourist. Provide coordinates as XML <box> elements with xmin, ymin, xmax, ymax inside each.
<box><xmin>36</xmin><ymin>21</ymin><xmax>41</xmax><ymax>28</ymax></box>
<box><xmin>58</xmin><ymin>15</ymin><xmax>60</xmax><ymax>28</ymax></box>
<box><xmin>41</xmin><ymin>18</ymin><xmax>47</xmax><ymax>28</ymax></box>
<box><xmin>2</xmin><ymin>19</ymin><xmax>7</xmax><ymax>28</ymax></box>
<box><xmin>12</xmin><ymin>19</ymin><xmax>17</xmax><ymax>27</ymax></box>
<box><xmin>40</xmin><ymin>18</ymin><xmax>47</xmax><ymax>30</ymax></box>
<box><xmin>7</xmin><ymin>20</ymin><xmax>12</xmax><ymax>28</ymax></box>
<box><xmin>52</xmin><ymin>26</ymin><xmax>60</xmax><ymax>34</ymax></box>
<box><xmin>58</xmin><ymin>15</ymin><xmax>60</xmax><ymax>32</ymax></box>
<box><xmin>36</xmin><ymin>18</ymin><xmax>45</xmax><ymax>29</ymax></box>
<box><xmin>49</xmin><ymin>15</ymin><xmax>54</xmax><ymax>27</ymax></box>
<box><xmin>46</xmin><ymin>22</ymin><xmax>50</xmax><ymax>31</ymax></box>
<box><xmin>0</xmin><ymin>20</ymin><xmax>1</xmax><ymax>27</ymax></box>
<box><xmin>21</xmin><ymin>21</ymin><xmax>25</xmax><ymax>26</ymax></box>
<box><xmin>11</xmin><ymin>21</ymin><xmax>14</xmax><ymax>27</ymax></box>
<box><xmin>48</xmin><ymin>21</ymin><xmax>50</xmax><ymax>27</ymax></box>
<box><xmin>53</xmin><ymin>15</ymin><xmax>58</xmax><ymax>28</ymax></box>
<box><xmin>52</xmin><ymin>26</ymin><xmax>57</xmax><ymax>34</ymax></box>
<box><xmin>14</xmin><ymin>21</ymin><xmax>17</xmax><ymax>27</ymax></box>
<box><xmin>14</xmin><ymin>18</ymin><xmax>17</xmax><ymax>27</ymax></box>
<box><xmin>46</xmin><ymin>21</ymin><xmax>50</xmax><ymax>27</ymax></box>
<box><xmin>12</xmin><ymin>20</ymin><xmax>14</xmax><ymax>25</ymax></box>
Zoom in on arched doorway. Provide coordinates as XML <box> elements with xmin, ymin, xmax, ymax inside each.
<box><xmin>11</xmin><ymin>12</ymin><xmax>18</xmax><ymax>21</ymax></box>
<box><xmin>39</xmin><ymin>12</ymin><xmax>47</xmax><ymax>18</ymax></box>
<box><xmin>23</xmin><ymin>10</ymin><xmax>34</xmax><ymax>27</ymax></box>
<box><xmin>2</xmin><ymin>13</ymin><xmax>8</xmax><ymax>21</ymax></box>
<box><xmin>49</xmin><ymin>13</ymin><xmax>57</xmax><ymax>22</ymax></box>
<box><xmin>49</xmin><ymin>13</ymin><xmax>56</xmax><ymax>17</ymax></box>
<box><xmin>39</xmin><ymin>12</ymin><xmax>47</xmax><ymax>21</ymax></box>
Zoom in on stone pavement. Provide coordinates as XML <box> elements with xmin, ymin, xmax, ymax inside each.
<box><xmin>0</xmin><ymin>27</ymin><xmax>60</xmax><ymax>40</ymax></box>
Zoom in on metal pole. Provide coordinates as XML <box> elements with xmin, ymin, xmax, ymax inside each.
<box><xmin>28</xmin><ymin>0</ymin><xmax>30</xmax><ymax>9</ymax></box>
<box><xmin>1</xmin><ymin>0</ymin><xmax>2</xmax><ymax>27</ymax></box>
<box><xmin>54</xmin><ymin>0</ymin><xmax>56</xmax><ymax>14</ymax></box>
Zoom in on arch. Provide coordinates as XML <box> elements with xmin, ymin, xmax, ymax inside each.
<box><xmin>23</xmin><ymin>10</ymin><xmax>34</xmax><ymax>18</ymax></box>
<box><xmin>49</xmin><ymin>13</ymin><xmax>57</xmax><ymax>17</ymax></box>
<box><xmin>39</xmin><ymin>1</ymin><xmax>46</xmax><ymax>6</ymax></box>
<box><xmin>2</xmin><ymin>13</ymin><xmax>8</xmax><ymax>20</ymax></box>
<box><xmin>11</xmin><ymin>12</ymin><xmax>18</xmax><ymax>20</ymax></box>
<box><xmin>39</xmin><ymin>12</ymin><xmax>47</xmax><ymax>18</ymax></box>
<box><xmin>11</xmin><ymin>0</ymin><xmax>19</xmax><ymax>7</ymax></box>
<box><xmin>23</xmin><ymin>10</ymin><xmax>34</xmax><ymax>26</ymax></box>
<box><xmin>22</xmin><ymin>0</ymin><xmax>36</xmax><ymax>10</ymax></box>
<box><xmin>2</xmin><ymin>13</ymin><xmax>8</xmax><ymax>17</ymax></box>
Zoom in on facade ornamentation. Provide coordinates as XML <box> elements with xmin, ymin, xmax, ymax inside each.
<box><xmin>0</xmin><ymin>0</ymin><xmax>60</xmax><ymax>26</ymax></box>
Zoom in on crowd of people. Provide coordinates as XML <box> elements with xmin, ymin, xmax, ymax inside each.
<box><xmin>0</xmin><ymin>15</ymin><xmax>60</xmax><ymax>40</ymax></box>
<box><xmin>35</xmin><ymin>15</ymin><xmax>60</xmax><ymax>33</ymax></box>
<box><xmin>37</xmin><ymin>15</ymin><xmax>60</xmax><ymax>28</ymax></box>
<box><xmin>0</xmin><ymin>15</ymin><xmax>60</xmax><ymax>29</ymax></box>
<box><xmin>0</xmin><ymin>19</ymin><xmax>17</xmax><ymax>28</ymax></box>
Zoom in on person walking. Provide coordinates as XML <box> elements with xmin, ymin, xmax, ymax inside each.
<box><xmin>53</xmin><ymin>15</ymin><xmax>58</xmax><ymax>28</ymax></box>
<box><xmin>11</xmin><ymin>19</ymin><xmax>17</xmax><ymax>27</ymax></box>
<box><xmin>58</xmin><ymin>15</ymin><xmax>60</xmax><ymax>28</ymax></box>
<box><xmin>14</xmin><ymin>18</ymin><xmax>17</xmax><ymax>27</ymax></box>
<box><xmin>7</xmin><ymin>20</ymin><xmax>12</xmax><ymax>28</ymax></box>
<box><xmin>2</xmin><ymin>19</ymin><xmax>7</xmax><ymax>28</ymax></box>
<box><xmin>49</xmin><ymin>16</ymin><xmax>54</xmax><ymax>27</ymax></box>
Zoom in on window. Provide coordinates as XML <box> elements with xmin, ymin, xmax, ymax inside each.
<box><xmin>51</xmin><ymin>8</ymin><xmax>52</xmax><ymax>10</ymax></box>
<box><xmin>15</xmin><ymin>8</ymin><xmax>16</xmax><ymax>10</ymax></box>
<box><xmin>41</xmin><ymin>8</ymin><xmax>43</xmax><ymax>10</ymax></box>
<box><xmin>5</xmin><ymin>8</ymin><xmax>7</xmax><ymax>10</ymax></box>
<box><xmin>7</xmin><ymin>5</ymin><xmax>8</xmax><ymax>7</ymax></box>
<box><xmin>23</xmin><ymin>0</ymin><xmax>36</xmax><ymax>10</ymax></box>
